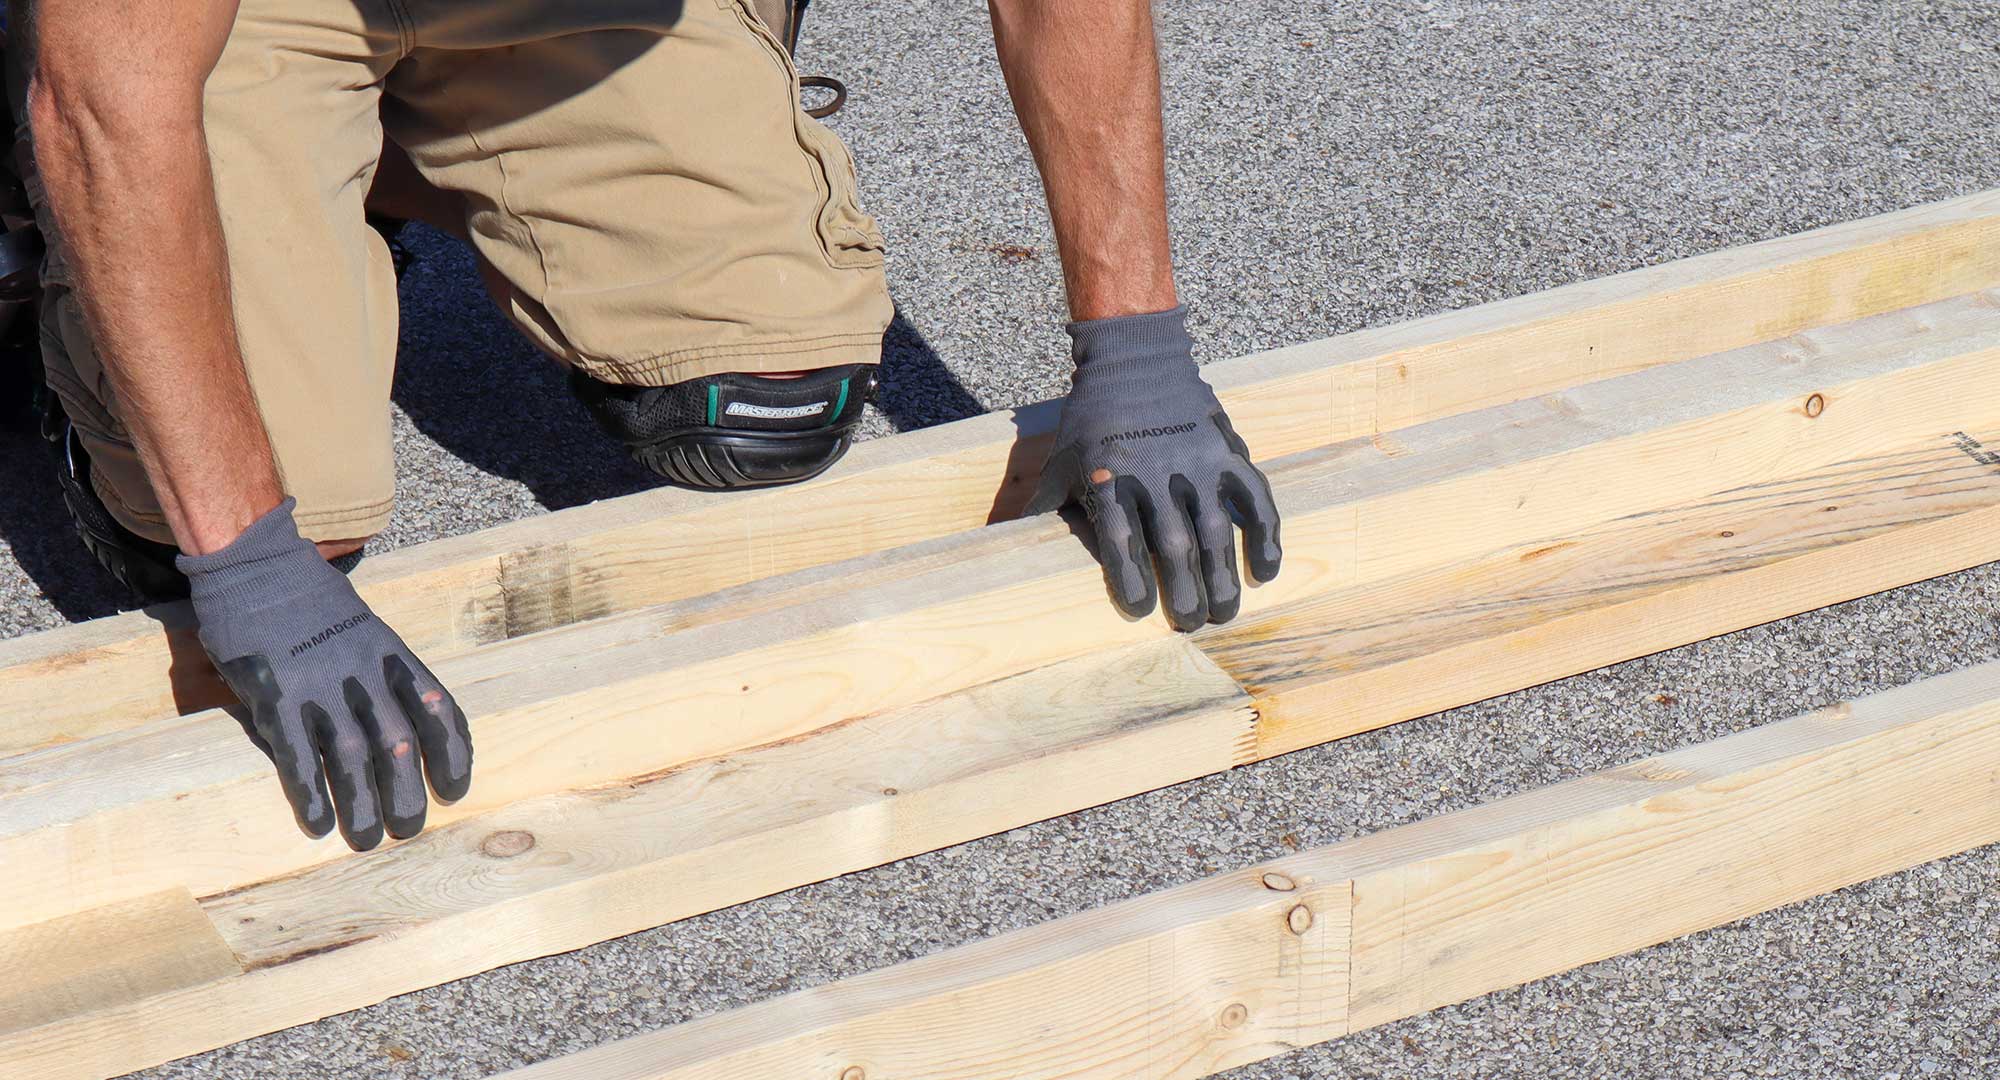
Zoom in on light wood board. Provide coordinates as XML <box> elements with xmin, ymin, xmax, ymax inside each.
<box><xmin>6</xmin><ymin>189</ymin><xmax>1998</xmax><ymax>754</ymax></box>
<box><xmin>7</xmin><ymin>351</ymin><xmax>2000</xmax><ymax>1076</ymax></box>
<box><xmin>1202</xmin><ymin>424</ymin><xmax>2000</xmax><ymax>757</ymax></box>
<box><xmin>6</xmin><ymin>291</ymin><xmax>1999</xmax><ymax>936</ymax></box>
<box><xmin>483</xmin><ymin>660</ymin><xmax>2000</xmax><ymax>1080</ymax></box>
<box><xmin>5</xmin><ymin>201</ymin><xmax>2000</xmax><ymax>1077</ymax></box>
<box><xmin>0</xmin><ymin>639</ymin><xmax>1257</xmax><ymax>1078</ymax></box>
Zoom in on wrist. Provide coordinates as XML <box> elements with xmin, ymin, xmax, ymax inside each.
<box><xmin>171</xmin><ymin>496</ymin><xmax>285</xmax><ymax>557</ymax></box>
<box><xmin>175</xmin><ymin>497</ymin><xmax>327</xmax><ymax>605</ymax></box>
<box><xmin>1066</xmin><ymin>306</ymin><xmax>1197</xmax><ymax>376</ymax></box>
<box><xmin>154</xmin><ymin>454</ymin><xmax>286</xmax><ymax>556</ymax></box>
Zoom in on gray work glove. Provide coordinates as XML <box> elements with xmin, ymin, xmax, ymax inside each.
<box><xmin>1024</xmin><ymin>306</ymin><xmax>1283</xmax><ymax>631</ymax></box>
<box><xmin>177</xmin><ymin>498</ymin><xmax>473</xmax><ymax>850</ymax></box>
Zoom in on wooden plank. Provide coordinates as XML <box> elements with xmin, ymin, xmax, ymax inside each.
<box><xmin>1201</xmin><ymin>427</ymin><xmax>2000</xmax><ymax>757</ymax></box>
<box><xmin>481</xmin><ymin>875</ymin><xmax>1352</xmax><ymax>1080</ymax></box>
<box><xmin>0</xmin><ymin>889</ymin><xmax>239</xmax><ymax>1039</ymax></box>
<box><xmin>7</xmin><ymin>432</ymin><xmax>1986</xmax><ymax>1077</ymax></box>
<box><xmin>0</xmin><ymin>638</ymin><xmax>1258</xmax><ymax>1079</ymax></box>
<box><xmin>7</xmin><ymin>189</ymin><xmax>1999</xmax><ymax>754</ymax></box>
<box><xmin>11</xmin><ymin>329</ymin><xmax>2000</xmax><ymax>1075</ymax></box>
<box><xmin>1334</xmin><ymin>666</ymin><xmax>2000</xmax><ymax>1029</ymax></box>
<box><xmin>200</xmin><ymin>638</ymin><xmax>1255</xmax><ymax>969</ymax></box>
<box><xmin>478</xmin><ymin>661</ymin><xmax>2000</xmax><ymax>1080</ymax></box>
<box><xmin>4</xmin><ymin>290</ymin><xmax>1999</xmax><ymax>937</ymax></box>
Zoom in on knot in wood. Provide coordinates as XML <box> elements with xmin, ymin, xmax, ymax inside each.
<box><xmin>1220</xmin><ymin>1003</ymin><xmax>1250</xmax><ymax>1029</ymax></box>
<box><xmin>1286</xmin><ymin>903</ymin><xmax>1314</xmax><ymax>935</ymax></box>
<box><xmin>1804</xmin><ymin>393</ymin><xmax>1825</xmax><ymax>418</ymax></box>
<box><xmin>481</xmin><ymin>830</ymin><xmax>536</xmax><ymax>859</ymax></box>
<box><xmin>840</xmin><ymin>1068</ymin><xmax>867</xmax><ymax>1080</ymax></box>
<box><xmin>1259</xmin><ymin>871</ymin><xmax>1297</xmax><ymax>892</ymax></box>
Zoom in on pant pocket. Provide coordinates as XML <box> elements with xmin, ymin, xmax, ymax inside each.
<box><xmin>798</xmin><ymin>115</ymin><xmax>887</xmax><ymax>269</ymax></box>
<box><xmin>718</xmin><ymin>0</ymin><xmax>887</xmax><ymax>271</ymax></box>
<box><xmin>37</xmin><ymin>285</ymin><xmax>126</xmax><ymax>444</ymax></box>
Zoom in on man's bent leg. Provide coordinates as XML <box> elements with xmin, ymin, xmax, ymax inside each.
<box><xmin>18</xmin><ymin>0</ymin><xmax>403</xmax><ymax>579</ymax></box>
<box><xmin>384</xmin><ymin>0</ymin><xmax>894</xmax><ymax>487</ymax></box>
<box><xmin>199</xmin><ymin>1</ymin><xmax>404</xmax><ymax>540</ymax></box>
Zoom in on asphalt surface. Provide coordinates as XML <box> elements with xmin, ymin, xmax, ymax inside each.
<box><xmin>0</xmin><ymin>0</ymin><xmax>1993</xmax><ymax>1076</ymax></box>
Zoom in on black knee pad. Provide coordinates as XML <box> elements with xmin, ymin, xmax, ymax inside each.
<box><xmin>51</xmin><ymin>420</ymin><xmax>190</xmax><ymax>603</ymax></box>
<box><xmin>571</xmin><ymin>364</ymin><xmax>876</xmax><ymax>490</ymax></box>
<box><xmin>629</xmin><ymin>426</ymin><xmax>859</xmax><ymax>490</ymax></box>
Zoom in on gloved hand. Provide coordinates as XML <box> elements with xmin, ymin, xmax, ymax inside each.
<box><xmin>1025</xmin><ymin>306</ymin><xmax>1282</xmax><ymax>631</ymax></box>
<box><xmin>177</xmin><ymin>498</ymin><xmax>473</xmax><ymax>850</ymax></box>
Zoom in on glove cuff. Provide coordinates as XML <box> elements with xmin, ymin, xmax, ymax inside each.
<box><xmin>1066</xmin><ymin>306</ymin><xmax>1196</xmax><ymax>374</ymax></box>
<box><xmin>174</xmin><ymin>497</ymin><xmax>328</xmax><ymax>607</ymax></box>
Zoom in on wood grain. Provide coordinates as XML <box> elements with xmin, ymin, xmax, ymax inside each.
<box><xmin>15</xmin><ymin>422</ymin><xmax>1997</xmax><ymax>1077</ymax></box>
<box><xmin>6</xmin><ymin>205</ymin><xmax>2000</xmax><ymax>1077</ymax></box>
<box><xmin>202</xmin><ymin>638</ymin><xmax>1256</xmax><ymax>969</ymax></box>
<box><xmin>1203</xmin><ymin>427</ymin><xmax>2000</xmax><ymax>757</ymax></box>
<box><xmin>0</xmin><ymin>889</ymin><xmax>239</xmax><ymax>1039</ymax></box>
<box><xmin>6</xmin><ymin>189</ymin><xmax>1997</xmax><ymax>754</ymax></box>
<box><xmin>18</xmin><ymin>419</ymin><xmax>2000</xmax><ymax>1077</ymax></box>
<box><xmin>4</xmin><ymin>291</ymin><xmax>1999</xmax><ymax>938</ymax></box>
<box><xmin>0</xmin><ymin>639</ymin><xmax>1256</xmax><ymax>1079</ymax></box>
<box><xmin>499</xmin><ymin>875</ymin><xmax>1354</xmax><ymax>1080</ymax></box>
<box><xmin>480</xmin><ymin>661</ymin><xmax>2000</xmax><ymax>1080</ymax></box>
<box><xmin>1332</xmin><ymin>662</ymin><xmax>2000</xmax><ymax>1029</ymax></box>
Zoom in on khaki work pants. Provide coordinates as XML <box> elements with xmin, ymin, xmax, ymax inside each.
<box><xmin>29</xmin><ymin>0</ymin><xmax>893</xmax><ymax>544</ymax></box>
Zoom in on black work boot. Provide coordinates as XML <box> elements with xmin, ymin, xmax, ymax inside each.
<box><xmin>48</xmin><ymin>415</ymin><xmax>190</xmax><ymax>603</ymax></box>
<box><xmin>570</xmin><ymin>364</ymin><xmax>876</xmax><ymax>490</ymax></box>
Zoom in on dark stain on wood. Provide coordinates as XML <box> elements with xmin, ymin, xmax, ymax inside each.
<box><xmin>242</xmin><ymin>933</ymin><xmax>379</xmax><ymax>972</ymax></box>
<box><xmin>1948</xmin><ymin>430</ymin><xmax>2000</xmax><ymax>470</ymax></box>
<box><xmin>463</xmin><ymin>543</ymin><xmax>619</xmax><ymax>644</ymax></box>
<box><xmin>1520</xmin><ymin>541</ymin><xmax>1576</xmax><ymax>562</ymax></box>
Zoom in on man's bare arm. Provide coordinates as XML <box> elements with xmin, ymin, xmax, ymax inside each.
<box><xmin>987</xmin><ymin>0</ymin><xmax>1176</xmax><ymax>321</ymax></box>
<box><xmin>25</xmin><ymin>0</ymin><xmax>475</xmax><ymax>845</ymax></box>
<box><xmin>993</xmin><ymin>0</ymin><xmax>1284</xmax><ymax>630</ymax></box>
<box><xmin>24</xmin><ymin>0</ymin><xmax>281</xmax><ymax>555</ymax></box>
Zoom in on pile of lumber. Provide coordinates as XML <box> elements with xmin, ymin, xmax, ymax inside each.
<box><xmin>3</xmin><ymin>190</ymin><xmax>2000</xmax><ymax>1080</ymax></box>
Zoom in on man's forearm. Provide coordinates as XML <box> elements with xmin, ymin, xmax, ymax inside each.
<box><xmin>988</xmin><ymin>0</ymin><xmax>1176</xmax><ymax>321</ymax></box>
<box><xmin>26</xmin><ymin>0</ymin><xmax>280</xmax><ymax>555</ymax></box>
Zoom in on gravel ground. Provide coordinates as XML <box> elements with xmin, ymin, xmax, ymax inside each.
<box><xmin>0</xmin><ymin>0</ymin><xmax>1994</xmax><ymax>1076</ymax></box>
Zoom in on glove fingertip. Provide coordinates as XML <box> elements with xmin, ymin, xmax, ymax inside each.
<box><xmin>344</xmin><ymin>819</ymin><xmax>386</xmax><ymax>853</ymax></box>
<box><xmin>433</xmin><ymin>697</ymin><xmax>474</xmax><ymax>802</ymax></box>
<box><xmin>1243</xmin><ymin>522</ymin><xmax>1283</xmax><ymax>583</ymax></box>
<box><xmin>432</xmin><ymin>761</ymin><xmax>473</xmax><ymax>804</ymax></box>
<box><xmin>272</xmin><ymin>714</ymin><xmax>336</xmax><ymax>839</ymax></box>
<box><xmin>297</xmin><ymin>803</ymin><xmax>337</xmax><ymax>841</ymax></box>
<box><xmin>1202</xmin><ymin>549</ymin><xmax>1243</xmax><ymax>625</ymax></box>
<box><xmin>1111</xmin><ymin>584</ymin><xmax>1157</xmax><ymax>621</ymax></box>
<box><xmin>428</xmin><ymin>696</ymin><xmax>475</xmax><ymax>803</ymax></box>
<box><xmin>384</xmin><ymin>805</ymin><xmax>428</xmax><ymax>842</ymax></box>
<box><xmin>386</xmin><ymin>655</ymin><xmax>475</xmax><ymax>803</ymax></box>
<box><xmin>1158</xmin><ymin>560</ymin><xmax>1209</xmax><ymax>633</ymax></box>
<box><xmin>1250</xmin><ymin>550</ymin><xmax>1282</xmax><ymax>583</ymax></box>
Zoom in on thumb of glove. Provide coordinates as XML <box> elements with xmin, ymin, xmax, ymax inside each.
<box><xmin>1023</xmin><ymin>442</ymin><xmax>1088</xmax><ymax>518</ymax></box>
